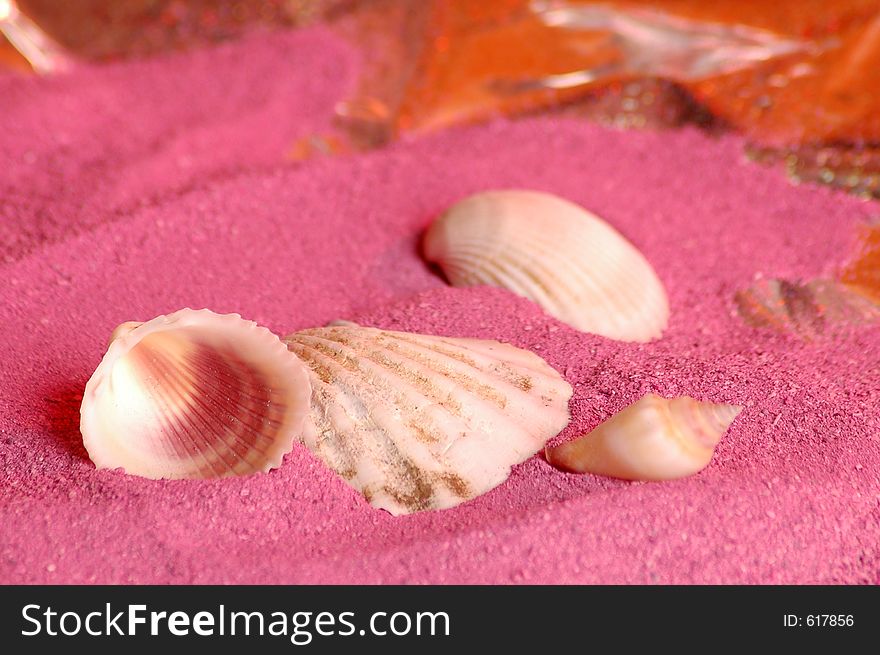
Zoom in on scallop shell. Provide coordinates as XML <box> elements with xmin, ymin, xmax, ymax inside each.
<box><xmin>423</xmin><ymin>190</ymin><xmax>669</xmax><ymax>342</ymax></box>
<box><xmin>546</xmin><ymin>394</ymin><xmax>740</xmax><ymax>481</ymax></box>
<box><xmin>284</xmin><ymin>323</ymin><xmax>573</xmax><ymax>514</ymax></box>
<box><xmin>80</xmin><ymin>309</ymin><xmax>312</xmax><ymax>479</ymax></box>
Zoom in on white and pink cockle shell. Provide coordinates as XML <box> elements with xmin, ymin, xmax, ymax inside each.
<box><xmin>80</xmin><ymin>309</ymin><xmax>312</xmax><ymax>479</ymax></box>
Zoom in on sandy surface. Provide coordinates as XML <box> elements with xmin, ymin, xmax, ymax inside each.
<box><xmin>2</xmin><ymin>29</ymin><xmax>879</xmax><ymax>584</ymax></box>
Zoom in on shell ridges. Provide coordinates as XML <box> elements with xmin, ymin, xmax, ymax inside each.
<box><xmin>424</xmin><ymin>190</ymin><xmax>670</xmax><ymax>342</ymax></box>
<box><xmin>80</xmin><ymin>308</ymin><xmax>312</xmax><ymax>480</ymax></box>
<box><xmin>284</xmin><ymin>323</ymin><xmax>573</xmax><ymax>514</ymax></box>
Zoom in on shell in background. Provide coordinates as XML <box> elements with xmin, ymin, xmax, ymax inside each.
<box><xmin>546</xmin><ymin>394</ymin><xmax>740</xmax><ymax>481</ymax></box>
<box><xmin>735</xmin><ymin>276</ymin><xmax>880</xmax><ymax>339</ymax></box>
<box><xmin>284</xmin><ymin>323</ymin><xmax>573</xmax><ymax>514</ymax></box>
<box><xmin>423</xmin><ymin>190</ymin><xmax>669</xmax><ymax>342</ymax></box>
<box><xmin>80</xmin><ymin>309</ymin><xmax>312</xmax><ymax>479</ymax></box>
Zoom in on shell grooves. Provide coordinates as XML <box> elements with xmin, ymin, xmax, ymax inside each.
<box><xmin>80</xmin><ymin>309</ymin><xmax>312</xmax><ymax>480</ymax></box>
<box><xmin>289</xmin><ymin>334</ymin><xmax>461</xmax><ymax>465</ymax></box>
<box><xmin>173</xmin><ymin>343</ymin><xmax>281</xmax><ymax>458</ymax></box>
<box><xmin>180</xmin><ymin>346</ymin><xmax>280</xmax><ymax>463</ymax></box>
<box><xmin>138</xmin><ymin>340</ymin><xmax>277</xmax><ymax>476</ymax></box>
<box><xmin>295</xmin><ymin>332</ymin><xmax>467</xmax><ymax>417</ymax></box>
<box><xmin>136</xmin><ymin>345</ymin><xmax>221</xmax><ymax>475</ymax></box>
<box><xmin>284</xmin><ymin>323</ymin><xmax>573</xmax><ymax>514</ymax></box>
<box><xmin>424</xmin><ymin>190</ymin><xmax>669</xmax><ymax>341</ymax></box>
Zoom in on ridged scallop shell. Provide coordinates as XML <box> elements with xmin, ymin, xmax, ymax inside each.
<box><xmin>80</xmin><ymin>309</ymin><xmax>312</xmax><ymax>479</ymax></box>
<box><xmin>546</xmin><ymin>394</ymin><xmax>741</xmax><ymax>481</ymax></box>
<box><xmin>423</xmin><ymin>190</ymin><xmax>669</xmax><ymax>342</ymax></box>
<box><xmin>284</xmin><ymin>323</ymin><xmax>573</xmax><ymax>514</ymax></box>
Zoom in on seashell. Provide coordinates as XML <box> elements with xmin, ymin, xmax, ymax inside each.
<box><xmin>80</xmin><ymin>309</ymin><xmax>312</xmax><ymax>479</ymax></box>
<box><xmin>423</xmin><ymin>190</ymin><xmax>669</xmax><ymax>342</ymax></box>
<box><xmin>735</xmin><ymin>223</ymin><xmax>880</xmax><ymax>338</ymax></box>
<box><xmin>840</xmin><ymin>221</ymin><xmax>880</xmax><ymax>304</ymax></box>
<box><xmin>546</xmin><ymin>394</ymin><xmax>740</xmax><ymax>481</ymax></box>
<box><xmin>734</xmin><ymin>277</ymin><xmax>880</xmax><ymax>338</ymax></box>
<box><xmin>284</xmin><ymin>323</ymin><xmax>573</xmax><ymax>514</ymax></box>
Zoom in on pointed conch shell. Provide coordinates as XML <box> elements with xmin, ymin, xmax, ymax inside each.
<box><xmin>423</xmin><ymin>190</ymin><xmax>669</xmax><ymax>342</ymax></box>
<box><xmin>284</xmin><ymin>323</ymin><xmax>573</xmax><ymax>514</ymax></box>
<box><xmin>80</xmin><ymin>309</ymin><xmax>312</xmax><ymax>479</ymax></box>
<box><xmin>546</xmin><ymin>394</ymin><xmax>741</xmax><ymax>481</ymax></box>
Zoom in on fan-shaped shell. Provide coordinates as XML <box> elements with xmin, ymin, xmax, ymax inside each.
<box><xmin>80</xmin><ymin>309</ymin><xmax>312</xmax><ymax>479</ymax></box>
<box><xmin>546</xmin><ymin>394</ymin><xmax>740</xmax><ymax>481</ymax></box>
<box><xmin>284</xmin><ymin>323</ymin><xmax>573</xmax><ymax>514</ymax></box>
<box><xmin>423</xmin><ymin>190</ymin><xmax>669</xmax><ymax>342</ymax></box>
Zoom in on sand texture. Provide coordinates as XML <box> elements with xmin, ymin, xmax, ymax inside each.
<box><xmin>2</xmin><ymin>29</ymin><xmax>879</xmax><ymax>584</ymax></box>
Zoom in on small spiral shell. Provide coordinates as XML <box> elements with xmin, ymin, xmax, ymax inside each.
<box><xmin>546</xmin><ymin>394</ymin><xmax>741</xmax><ymax>481</ymax></box>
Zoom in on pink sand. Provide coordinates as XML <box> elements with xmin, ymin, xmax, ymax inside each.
<box><xmin>2</xmin><ymin>29</ymin><xmax>879</xmax><ymax>585</ymax></box>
